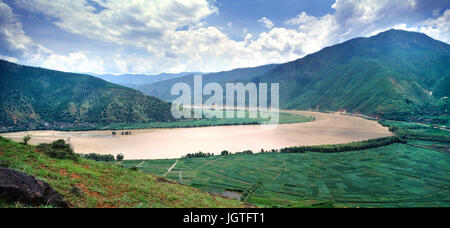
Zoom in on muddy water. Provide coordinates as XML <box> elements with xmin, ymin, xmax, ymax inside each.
<box><xmin>0</xmin><ymin>111</ymin><xmax>392</xmax><ymax>160</ymax></box>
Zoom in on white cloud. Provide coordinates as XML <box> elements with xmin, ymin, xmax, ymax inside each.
<box><xmin>15</xmin><ymin>0</ymin><xmax>218</xmax><ymax>47</ymax></box>
<box><xmin>2</xmin><ymin>0</ymin><xmax>449</xmax><ymax>75</ymax></box>
<box><xmin>277</xmin><ymin>0</ymin><xmax>450</xmax><ymax>58</ymax></box>
<box><xmin>258</xmin><ymin>17</ymin><xmax>275</xmax><ymax>29</ymax></box>
<box><xmin>285</xmin><ymin>12</ymin><xmax>317</xmax><ymax>25</ymax></box>
<box><xmin>0</xmin><ymin>55</ymin><xmax>18</xmax><ymax>63</ymax></box>
<box><xmin>417</xmin><ymin>9</ymin><xmax>450</xmax><ymax>43</ymax></box>
<box><xmin>0</xmin><ymin>0</ymin><xmax>110</xmax><ymax>74</ymax></box>
<box><xmin>0</xmin><ymin>0</ymin><xmax>51</xmax><ymax>61</ymax></box>
<box><xmin>41</xmin><ymin>52</ymin><xmax>106</xmax><ymax>73</ymax></box>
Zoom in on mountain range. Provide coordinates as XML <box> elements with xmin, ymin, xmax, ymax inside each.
<box><xmin>0</xmin><ymin>29</ymin><xmax>449</xmax><ymax>132</ymax></box>
<box><xmin>92</xmin><ymin>72</ymin><xmax>200</xmax><ymax>89</ymax></box>
<box><xmin>140</xmin><ymin>29</ymin><xmax>450</xmax><ymax>120</ymax></box>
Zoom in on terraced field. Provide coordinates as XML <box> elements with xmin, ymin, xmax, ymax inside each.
<box><xmin>121</xmin><ymin>142</ymin><xmax>450</xmax><ymax>207</ymax></box>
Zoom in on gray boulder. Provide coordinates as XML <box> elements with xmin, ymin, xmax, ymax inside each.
<box><xmin>0</xmin><ymin>167</ymin><xmax>69</xmax><ymax>208</ymax></box>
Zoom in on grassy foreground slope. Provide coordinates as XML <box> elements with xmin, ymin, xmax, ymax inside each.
<box><xmin>123</xmin><ymin>142</ymin><xmax>450</xmax><ymax>208</ymax></box>
<box><xmin>0</xmin><ymin>137</ymin><xmax>243</xmax><ymax>208</ymax></box>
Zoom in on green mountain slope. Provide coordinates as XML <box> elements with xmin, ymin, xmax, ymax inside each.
<box><xmin>0</xmin><ymin>60</ymin><xmax>174</xmax><ymax>131</ymax></box>
<box><xmin>139</xmin><ymin>29</ymin><xmax>450</xmax><ymax>120</ymax></box>
<box><xmin>254</xmin><ymin>29</ymin><xmax>450</xmax><ymax>119</ymax></box>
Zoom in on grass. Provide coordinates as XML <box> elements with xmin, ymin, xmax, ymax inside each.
<box><xmin>122</xmin><ymin>143</ymin><xmax>450</xmax><ymax>208</ymax></box>
<box><xmin>59</xmin><ymin>110</ymin><xmax>314</xmax><ymax>131</ymax></box>
<box><xmin>0</xmin><ymin>137</ymin><xmax>244</xmax><ymax>208</ymax></box>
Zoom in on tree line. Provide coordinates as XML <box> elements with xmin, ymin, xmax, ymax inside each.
<box><xmin>279</xmin><ymin>136</ymin><xmax>406</xmax><ymax>154</ymax></box>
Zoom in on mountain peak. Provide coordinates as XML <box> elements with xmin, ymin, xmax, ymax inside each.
<box><xmin>375</xmin><ymin>28</ymin><xmax>427</xmax><ymax>38</ymax></box>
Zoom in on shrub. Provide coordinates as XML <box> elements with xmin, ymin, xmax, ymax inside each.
<box><xmin>22</xmin><ymin>134</ymin><xmax>32</xmax><ymax>145</ymax></box>
<box><xmin>37</xmin><ymin>139</ymin><xmax>79</xmax><ymax>161</ymax></box>
<box><xmin>235</xmin><ymin>150</ymin><xmax>254</xmax><ymax>155</ymax></box>
<box><xmin>83</xmin><ymin>153</ymin><xmax>115</xmax><ymax>162</ymax></box>
<box><xmin>183</xmin><ymin>151</ymin><xmax>214</xmax><ymax>158</ymax></box>
<box><xmin>0</xmin><ymin>160</ymin><xmax>11</xmax><ymax>168</ymax></box>
<box><xmin>70</xmin><ymin>186</ymin><xmax>83</xmax><ymax>197</ymax></box>
<box><xmin>116</xmin><ymin>153</ymin><xmax>124</xmax><ymax>161</ymax></box>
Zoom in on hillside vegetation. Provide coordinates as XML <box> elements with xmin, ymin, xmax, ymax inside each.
<box><xmin>254</xmin><ymin>29</ymin><xmax>450</xmax><ymax>120</ymax></box>
<box><xmin>0</xmin><ymin>137</ymin><xmax>243</xmax><ymax>208</ymax></box>
<box><xmin>141</xmin><ymin>29</ymin><xmax>450</xmax><ymax>120</ymax></box>
<box><xmin>0</xmin><ymin>60</ymin><xmax>174</xmax><ymax>132</ymax></box>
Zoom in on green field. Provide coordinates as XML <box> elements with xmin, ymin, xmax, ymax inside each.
<box><xmin>121</xmin><ymin>142</ymin><xmax>450</xmax><ymax>208</ymax></box>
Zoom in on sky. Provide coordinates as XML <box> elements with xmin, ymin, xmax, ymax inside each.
<box><xmin>0</xmin><ymin>0</ymin><xmax>449</xmax><ymax>75</ymax></box>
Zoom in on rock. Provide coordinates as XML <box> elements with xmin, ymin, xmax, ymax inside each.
<box><xmin>0</xmin><ymin>167</ymin><xmax>69</xmax><ymax>208</ymax></box>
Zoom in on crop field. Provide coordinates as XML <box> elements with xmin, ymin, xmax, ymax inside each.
<box><xmin>121</xmin><ymin>143</ymin><xmax>450</xmax><ymax>207</ymax></box>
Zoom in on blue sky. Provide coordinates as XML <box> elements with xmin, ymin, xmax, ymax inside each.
<box><xmin>0</xmin><ymin>0</ymin><xmax>449</xmax><ymax>75</ymax></box>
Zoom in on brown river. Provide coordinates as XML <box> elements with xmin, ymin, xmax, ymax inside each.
<box><xmin>0</xmin><ymin>111</ymin><xmax>392</xmax><ymax>160</ymax></box>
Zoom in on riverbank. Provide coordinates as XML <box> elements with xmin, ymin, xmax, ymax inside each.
<box><xmin>0</xmin><ymin>111</ymin><xmax>392</xmax><ymax>160</ymax></box>
<box><xmin>0</xmin><ymin>110</ymin><xmax>313</xmax><ymax>133</ymax></box>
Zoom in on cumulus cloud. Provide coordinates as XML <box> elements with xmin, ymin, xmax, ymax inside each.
<box><xmin>258</xmin><ymin>17</ymin><xmax>275</xmax><ymax>29</ymax></box>
<box><xmin>417</xmin><ymin>9</ymin><xmax>450</xmax><ymax>43</ymax></box>
<box><xmin>0</xmin><ymin>0</ymin><xmax>110</xmax><ymax>73</ymax></box>
<box><xmin>0</xmin><ymin>0</ymin><xmax>51</xmax><ymax>62</ymax></box>
<box><xmin>41</xmin><ymin>52</ymin><xmax>106</xmax><ymax>73</ymax></box>
<box><xmin>0</xmin><ymin>55</ymin><xmax>17</xmax><ymax>63</ymax></box>
<box><xmin>285</xmin><ymin>12</ymin><xmax>317</xmax><ymax>25</ymax></box>
<box><xmin>278</xmin><ymin>0</ymin><xmax>450</xmax><ymax>57</ymax></box>
<box><xmin>15</xmin><ymin>0</ymin><xmax>218</xmax><ymax>47</ymax></box>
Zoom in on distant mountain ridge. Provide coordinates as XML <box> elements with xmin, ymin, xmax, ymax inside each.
<box><xmin>0</xmin><ymin>60</ymin><xmax>174</xmax><ymax>131</ymax></box>
<box><xmin>136</xmin><ymin>64</ymin><xmax>279</xmax><ymax>101</ymax></box>
<box><xmin>141</xmin><ymin>29</ymin><xmax>450</xmax><ymax>119</ymax></box>
<box><xmin>92</xmin><ymin>72</ymin><xmax>201</xmax><ymax>88</ymax></box>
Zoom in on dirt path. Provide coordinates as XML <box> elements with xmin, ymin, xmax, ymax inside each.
<box><xmin>136</xmin><ymin>161</ymin><xmax>145</xmax><ymax>167</ymax></box>
<box><xmin>163</xmin><ymin>160</ymin><xmax>179</xmax><ymax>177</ymax></box>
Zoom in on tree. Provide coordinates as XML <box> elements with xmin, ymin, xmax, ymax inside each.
<box><xmin>116</xmin><ymin>153</ymin><xmax>124</xmax><ymax>161</ymax></box>
<box><xmin>221</xmin><ymin>150</ymin><xmax>229</xmax><ymax>156</ymax></box>
<box><xmin>23</xmin><ymin>134</ymin><xmax>32</xmax><ymax>145</ymax></box>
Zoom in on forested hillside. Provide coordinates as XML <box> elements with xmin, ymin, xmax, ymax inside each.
<box><xmin>140</xmin><ymin>29</ymin><xmax>450</xmax><ymax>120</ymax></box>
<box><xmin>253</xmin><ymin>29</ymin><xmax>450</xmax><ymax>119</ymax></box>
<box><xmin>0</xmin><ymin>60</ymin><xmax>174</xmax><ymax>132</ymax></box>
